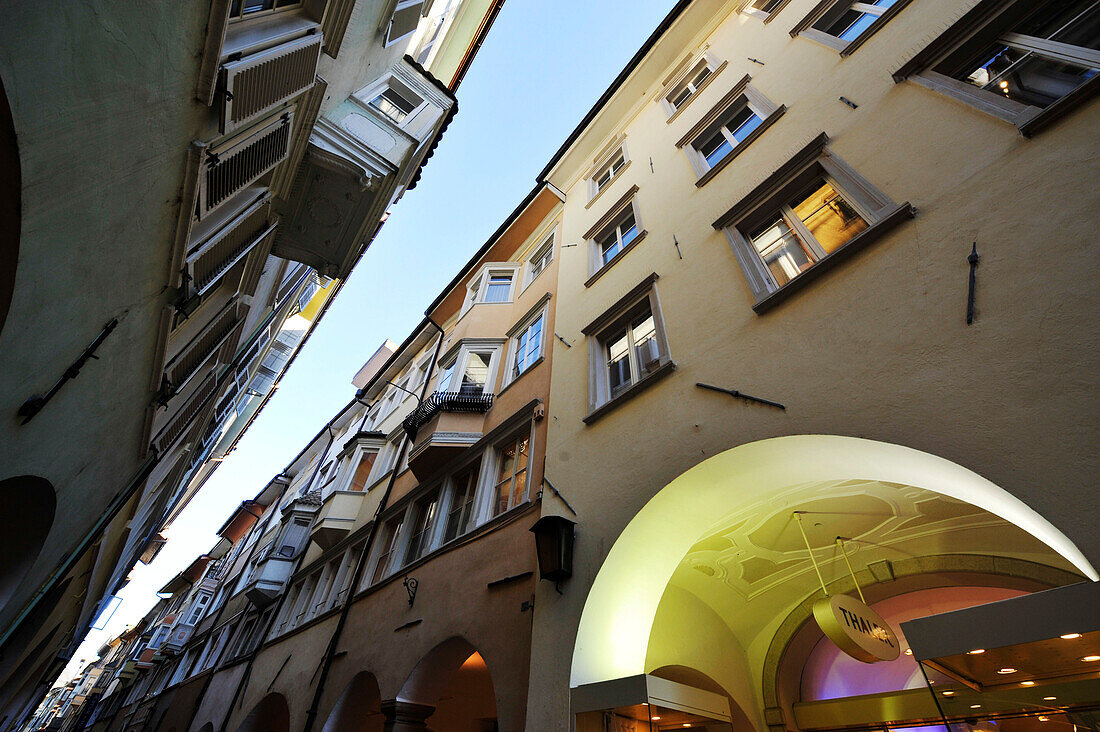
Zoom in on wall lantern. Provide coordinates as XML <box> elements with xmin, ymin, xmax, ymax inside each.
<box><xmin>530</xmin><ymin>515</ymin><xmax>576</xmax><ymax>583</ymax></box>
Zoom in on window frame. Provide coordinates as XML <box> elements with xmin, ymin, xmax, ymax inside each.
<box><xmin>503</xmin><ymin>295</ymin><xmax>551</xmax><ymax>389</ymax></box>
<box><xmin>712</xmin><ymin>134</ymin><xmax>914</xmax><ymax>311</ymax></box>
<box><xmin>433</xmin><ymin>339</ymin><xmax>505</xmax><ymax>397</ymax></box>
<box><xmin>584</xmin><ymin>187</ymin><xmax>647</xmax><ymax>285</ymax></box>
<box><xmin>742</xmin><ymin>0</ymin><xmax>797</xmax><ymax>22</ymax></box>
<box><xmin>488</xmin><ymin>429</ymin><xmax>533</xmax><ymax>518</ymax></box>
<box><xmin>658</xmin><ymin>52</ymin><xmax>726</xmax><ymax>121</ymax></box>
<box><xmin>440</xmin><ymin>456</ymin><xmax>483</xmax><ymax>543</ymax></box>
<box><xmin>353</xmin><ymin>74</ymin><xmax>428</xmax><ymax>130</ymax></box>
<box><xmin>791</xmin><ymin>0</ymin><xmax>917</xmax><ymax>56</ymax></box>
<box><xmin>585</xmin><ymin>145</ymin><xmax>632</xmax><ymax>203</ymax></box>
<box><xmin>460</xmin><ymin>263</ymin><xmax>521</xmax><ymax>314</ymax></box>
<box><xmin>893</xmin><ymin>0</ymin><xmax>1100</xmax><ymax>135</ymax></box>
<box><xmin>227</xmin><ymin>0</ymin><xmax>303</xmax><ymax>23</ymax></box>
<box><xmin>677</xmin><ymin>75</ymin><xmax>786</xmax><ymax>186</ymax></box>
<box><xmin>582</xmin><ymin>274</ymin><xmax>674</xmax><ymax>421</ymax></box>
<box><xmin>369</xmin><ymin>516</ymin><xmax>406</xmax><ymax>584</ymax></box>
<box><xmin>524</xmin><ymin>230</ymin><xmax>557</xmax><ymax>289</ymax></box>
<box><xmin>403</xmin><ymin>489</ymin><xmax>440</xmax><ymax>564</ymax></box>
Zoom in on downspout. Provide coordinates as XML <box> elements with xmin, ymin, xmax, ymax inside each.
<box><xmin>216</xmin><ymin>418</ymin><xmax>342</xmax><ymax>732</ymax></box>
<box><xmin>300</xmin><ymin>317</ymin><xmax>444</xmax><ymax>732</ymax></box>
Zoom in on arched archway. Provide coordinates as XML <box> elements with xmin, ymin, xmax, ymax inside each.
<box><xmin>234</xmin><ymin>693</ymin><xmax>289</xmax><ymax>732</ymax></box>
<box><xmin>0</xmin><ymin>71</ymin><xmax>19</xmax><ymax>340</ymax></box>
<box><xmin>0</xmin><ymin>476</ymin><xmax>56</xmax><ymax>613</ymax></box>
<box><xmin>398</xmin><ymin>637</ymin><xmax>498</xmax><ymax>731</ymax></box>
<box><xmin>322</xmin><ymin>672</ymin><xmax>382</xmax><ymax>732</ymax></box>
<box><xmin>572</xmin><ymin>436</ymin><xmax>1096</xmax><ymax>690</ymax></box>
<box><xmin>194</xmin><ymin>723</ymin><xmax>214</xmax><ymax>732</ymax></box>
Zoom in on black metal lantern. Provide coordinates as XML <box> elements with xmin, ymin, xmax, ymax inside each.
<box><xmin>530</xmin><ymin>515</ymin><xmax>576</xmax><ymax>583</ymax></box>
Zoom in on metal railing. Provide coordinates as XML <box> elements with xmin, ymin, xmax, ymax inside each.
<box><xmin>401</xmin><ymin>389</ymin><xmax>494</xmax><ymax>440</ymax></box>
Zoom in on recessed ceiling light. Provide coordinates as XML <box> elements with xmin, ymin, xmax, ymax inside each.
<box><xmin>1081</xmin><ymin>655</ymin><xmax>1100</xmax><ymax>662</ymax></box>
<box><xmin>1044</xmin><ymin>696</ymin><xmax>1057</xmax><ymax>701</ymax></box>
<box><xmin>942</xmin><ymin>691</ymin><xmax>955</xmax><ymax>697</ymax></box>
<box><xmin>1060</xmin><ymin>633</ymin><xmax>1081</xmax><ymax>640</ymax></box>
<box><xmin>1021</xmin><ymin>681</ymin><xmax>1036</xmax><ymax>687</ymax></box>
<box><xmin>970</xmin><ymin>704</ymin><xmax>982</xmax><ymax>709</ymax></box>
<box><xmin>997</xmin><ymin>667</ymin><xmax>1017</xmax><ymax>674</ymax></box>
<box><xmin>967</xmin><ymin>649</ymin><xmax>985</xmax><ymax>655</ymax></box>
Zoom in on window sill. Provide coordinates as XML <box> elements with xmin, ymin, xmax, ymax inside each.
<box><xmin>497</xmin><ymin>356</ymin><xmax>544</xmax><ymax>399</ymax></box>
<box><xmin>583</xmin><ymin>360</ymin><xmax>676</xmax><ymax>425</ymax></box>
<box><xmin>695</xmin><ymin>105</ymin><xmax>786</xmax><ymax>188</ymax></box>
<box><xmin>752</xmin><ymin>201</ymin><xmax>914</xmax><ymax>314</ymax></box>
<box><xmin>790</xmin><ymin>0</ymin><xmax>915</xmax><ymax>57</ymax></box>
<box><xmin>665</xmin><ymin>61</ymin><xmax>728</xmax><ymax>125</ymax></box>
<box><xmin>584</xmin><ymin>230</ymin><xmax>648</xmax><ymax>288</ymax></box>
<box><xmin>584</xmin><ymin>159</ymin><xmax>633</xmax><ymax>210</ymax></box>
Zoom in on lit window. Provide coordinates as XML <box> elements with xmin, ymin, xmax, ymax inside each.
<box><xmin>714</xmin><ymin>135</ymin><xmax>911</xmax><ymax>307</ymax></box>
<box><xmin>492</xmin><ymin>434</ymin><xmax>530</xmax><ymax>516</ymax></box>
<box><xmin>897</xmin><ymin>0</ymin><xmax>1100</xmax><ymax>132</ymax></box>
<box><xmin>511</xmin><ymin>311</ymin><xmax>545</xmax><ymax>380</ymax></box>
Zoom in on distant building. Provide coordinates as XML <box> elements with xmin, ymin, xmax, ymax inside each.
<box><xmin>0</xmin><ymin>0</ymin><xmax>502</xmax><ymax>727</ymax></box>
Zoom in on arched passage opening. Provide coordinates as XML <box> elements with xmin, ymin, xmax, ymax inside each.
<box><xmin>397</xmin><ymin>637</ymin><xmax>498</xmax><ymax>731</ymax></box>
<box><xmin>234</xmin><ymin>693</ymin><xmax>289</xmax><ymax>732</ymax></box>
<box><xmin>0</xmin><ymin>476</ymin><xmax>56</xmax><ymax>614</ymax></box>
<box><xmin>322</xmin><ymin>671</ymin><xmax>382</xmax><ymax>732</ymax></box>
<box><xmin>571</xmin><ymin>436</ymin><xmax>1095</xmax><ymax>731</ymax></box>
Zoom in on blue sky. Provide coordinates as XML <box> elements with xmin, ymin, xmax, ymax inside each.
<box><xmin>62</xmin><ymin>0</ymin><xmax>678</xmax><ymax>678</ymax></box>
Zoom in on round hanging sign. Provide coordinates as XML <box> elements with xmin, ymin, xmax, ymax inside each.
<box><xmin>812</xmin><ymin>594</ymin><xmax>900</xmax><ymax>664</ymax></box>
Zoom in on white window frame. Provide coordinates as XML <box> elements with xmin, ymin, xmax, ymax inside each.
<box><xmin>584</xmin><ymin>276</ymin><xmax>673</xmax><ymax>415</ymax></box>
<box><xmin>718</xmin><ymin>141</ymin><xmax>902</xmax><ymax>302</ymax></box>
<box><xmin>381</xmin><ymin>0</ymin><xmax>428</xmax><ymax>48</ymax></box>
<box><xmin>503</xmin><ymin>296</ymin><xmax>550</xmax><ymax>389</ymax></box>
<box><xmin>433</xmin><ymin>339</ymin><xmax>505</xmax><ymax>397</ymax></box>
<box><xmin>524</xmin><ymin>230</ymin><xmax>557</xmax><ymax>289</ymax></box>
<box><xmin>743</xmin><ymin>0</ymin><xmax>793</xmax><ymax>22</ymax></box>
<box><xmin>227</xmin><ymin>0</ymin><xmax>303</xmax><ymax>23</ymax></box>
<box><xmin>586</xmin><ymin>191</ymin><xmax>645</xmax><ymax>279</ymax></box>
<box><xmin>658</xmin><ymin>52</ymin><xmax>724</xmax><ymax>119</ymax></box>
<box><xmin>461</xmin><ymin>263</ymin><xmax>521</xmax><ymax>314</ymax></box>
<box><xmin>796</xmin><ymin>0</ymin><xmax>914</xmax><ymax>54</ymax></box>
<box><xmin>353</xmin><ymin>74</ymin><xmax>428</xmax><ymax>130</ymax></box>
<box><xmin>586</xmin><ymin>145</ymin><xmax>631</xmax><ymax>202</ymax></box>
<box><xmin>186</xmin><ymin>592</ymin><xmax>212</xmax><ymax>625</ymax></box>
<box><xmin>680</xmin><ymin>82</ymin><xmax>781</xmax><ymax>180</ymax></box>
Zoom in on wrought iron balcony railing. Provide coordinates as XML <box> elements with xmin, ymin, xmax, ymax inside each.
<box><xmin>402</xmin><ymin>389</ymin><xmax>494</xmax><ymax>440</ymax></box>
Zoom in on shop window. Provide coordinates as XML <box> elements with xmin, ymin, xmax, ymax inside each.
<box><xmin>895</xmin><ymin>0</ymin><xmax>1100</xmax><ymax>134</ymax></box>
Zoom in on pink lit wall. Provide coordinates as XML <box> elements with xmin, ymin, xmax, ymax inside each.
<box><xmin>801</xmin><ymin>586</ymin><xmax>1028</xmax><ymax>701</ymax></box>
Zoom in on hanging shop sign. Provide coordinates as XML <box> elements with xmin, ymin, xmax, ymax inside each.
<box><xmin>813</xmin><ymin>593</ymin><xmax>900</xmax><ymax>664</ymax></box>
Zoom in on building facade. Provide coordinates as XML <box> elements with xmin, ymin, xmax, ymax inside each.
<box><xmin>27</xmin><ymin>0</ymin><xmax>1100</xmax><ymax>730</ymax></box>
<box><xmin>1</xmin><ymin>0</ymin><xmax>502</xmax><ymax>728</ymax></box>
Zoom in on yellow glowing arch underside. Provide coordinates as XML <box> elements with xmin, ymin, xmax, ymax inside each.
<box><xmin>569</xmin><ymin>435</ymin><xmax>1097</xmax><ymax>688</ymax></box>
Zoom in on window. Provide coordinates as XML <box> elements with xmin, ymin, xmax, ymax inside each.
<box><xmin>508</xmin><ymin>304</ymin><xmax>547</xmax><ymax>383</ymax></box>
<box><xmin>275</xmin><ymin>517</ymin><xmax>311</xmax><ymax>558</ymax></box>
<box><xmin>444</xmin><ymin>460</ymin><xmax>480</xmax><ymax>542</ymax></box>
<box><xmin>369</xmin><ymin>86</ymin><xmax>417</xmax><ymax>124</ymax></box>
<box><xmin>713</xmin><ymin>134</ymin><xmax>912</xmax><ymax>308</ymax></box>
<box><xmin>583</xmin><ymin>275</ymin><xmax>674</xmax><ymax>420</ymax></box>
<box><xmin>668</xmin><ymin>61</ymin><xmax>713</xmax><ymax>111</ymax></box>
<box><xmin>462</xmin><ymin>265</ymin><xmax>519</xmax><ymax>311</ymax></box>
<box><xmin>404</xmin><ymin>492</ymin><xmax>439</xmax><ymax>563</ymax></box>
<box><xmin>492</xmin><ymin>434</ymin><xmax>530</xmax><ymax>516</ymax></box>
<box><xmin>680</xmin><ymin>79</ymin><xmax>783</xmax><ymax>183</ymax></box>
<box><xmin>186</xmin><ymin>593</ymin><xmax>212</xmax><ymax>625</ymax></box>
<box><xmin>383</xmin><ymin>0</ymin><xmax>427</xmax><ymax>47</ymax></box>
<box><xmin>744</xmin><ymin>0</ymin><xmax>791</xmax><ymax>19</ymax></box>
<box><xmin>896</xmin><ymin>0</ymin><xmax>1100</xmax><ymax>132</ymax></box>
<box><xmin>526</xmin><ymin>234</ymin><xmax>555</xmax><ymax>285</ymax></box>
<box><xmin>371</xmin><ymin>518</ymin><xmax>403</xmax><ymax>583</ymax></box>
<box><xmin>460</xmin><ymin>350</ymin><xmax>493</xmax><ymax>394</ymax></box>
<box><xmin>436</xmin><ymin>360</ymin><xmax>457</xmax><ymax>393</ymax></box>
<box><xmin>228</xmin><ymin>0</ymin><xmax>300</xmax><ymax>21</ymax></box>
<box><xmin>354</xmin><ymin>76</ymin><xmax>425</xmax><ymax>127</ymax></box>
<box><xmin>349</xmin><ymin>451</ymin><xmax>377</xmax><ymax>491</ymax></box>
<box><xmin>588</xmin><ymin>193</ymin><xmax>644</xmax><ymax>277</ymax></box>
<box><xmin>434</xmin><ymin>342</ymin><xmax>504</xmax><ymax>396</ymax></box>
<box><xmin>590</xmin><ymin>151</ymin><xmax>627</xmax><ymax>200</ymax></box>
<box><xmin>794</xmin><ymin>0</ymin><xmax>915</xmax><ymax>54</ymax></box>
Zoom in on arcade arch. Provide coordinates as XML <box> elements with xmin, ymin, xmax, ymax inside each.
<box><xmin>233</xmin><ymin>693</ymin><xmax>289</xmax><ymax>732</ymax></box>
<box><xmin>322</xmin><ymin>672</ymin><xmax>383</xmax><ymax>732</ymax></box>
<box><xmin>398</xmin><ymin>637</ymin><xmax>499</xmax><ymax>731</ymax></box>
<box><xmin>0</xmin><ymin>476</ymin><xmax>56</xmax><ymax>613</ymax></box>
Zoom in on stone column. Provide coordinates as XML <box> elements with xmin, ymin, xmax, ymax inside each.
<box><xmin>381</xmin><ymin>700</ymin><xmax>435</xmax><ymax>732</ymax></box>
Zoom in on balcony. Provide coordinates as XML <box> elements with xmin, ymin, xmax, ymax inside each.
<box><xmin>163</xmin><ymin>621</ymin><xmax>194</xmax><ymax>655</ymax></box>
<box><xmin>310</xmin><ymin>490</ymin><xmax>367</xmax><ymax>551</ymax></box>
<box><xmin>243</xmin><ymin>553</ymin><xmax>297</xmax><ymax>608</ymax></box>
<box><xmin>404</xmin><ymin>390</ymin><xmax>493</xmax><ymax>479</ymax></box>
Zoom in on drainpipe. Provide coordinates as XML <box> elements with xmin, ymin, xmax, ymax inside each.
<box><xmin>300</xmin><ymin>318</ymin><xmax>444</xmax><ymax>732</ymax></box>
